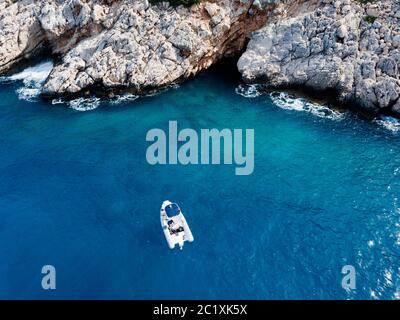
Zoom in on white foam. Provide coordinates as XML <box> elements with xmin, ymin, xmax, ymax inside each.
<box><xmin>367</xmin><ymin>240</ymin><xmax>375</xmax><ymax>248</ymax></box>
<box><xmin>68</xmin><ymin>97</ymin><xmax>101</xmax><ymax>112</ymax></box>
<box><xmin>50</xmin><ymin>92</ymin><xmax>140</xmax><ymax>112</ymax></box>
<box><xmin>270</xmin><ymin>91</ymin><xmax>345</xmax><ymax>120</ymax></box>
<box><xmin>16</xmin><ymin>87</ymin><xmax>41</xmax><ymax>102</ymax></box>
<box><xmin>8</xmin><ymin>61</ymin><xmax>53</xmax><ymax>84</ymax></box>
<box><xmin>109</xmin><ymin>93</ymin><xmax>139</xmax><ymax>105</ymax></box>
<box><xmin>374</xmin><ymin>116</ymin><xmax>400</xmax><ymax>133</ymax></box>
<box><xmin>235</xmin><ymin>84</ymin><xmax>266</xmax><ymax>98</ymax></box>
<box><xmin>51</xmin><ymin>98</ymin><xmax>65</xmax><ymax>105</ymax></box>
<box><xmin>0</xmin><ymin>60</ymin><xmax>53</xmax><ymax>102</ymax></box>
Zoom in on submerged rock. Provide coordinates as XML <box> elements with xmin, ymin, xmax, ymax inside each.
<box><xmin>238</xmin><ymin>0</ymin><xmax>400</xmax><ymax>116</ymax></box>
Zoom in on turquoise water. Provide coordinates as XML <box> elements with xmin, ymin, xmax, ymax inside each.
<box><xmin>0</xmin><ymin>62</ymin><xmax>399</xmax><ymax>299</ymax></box>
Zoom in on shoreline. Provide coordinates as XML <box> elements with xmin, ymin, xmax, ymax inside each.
<box><xmin>0</xmin><ymin>0</ymin><xmax>399</xmax><ymax>121</ymax></box>
<box><xmin>2</xmin><ymin>54</ymin><xmax>398</xmax><ymax>128</ymax></box>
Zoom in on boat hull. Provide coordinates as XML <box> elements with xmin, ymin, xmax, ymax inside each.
<box><xmin>160</xmin><ymin>200</ymin><xmax>194</xmax><ymax>249</ymax></box>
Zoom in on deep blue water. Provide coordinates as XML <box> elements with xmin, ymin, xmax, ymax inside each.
<box><xmin>0</xmin><ymin>62</ymin><xmax>399</xmax><ymax>299</ymax></box>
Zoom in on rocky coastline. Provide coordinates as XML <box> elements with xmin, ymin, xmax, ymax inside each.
<box><xmin>239</xmin><ymin>0</ymin><xmax>400</xmax><ymax>117</ymax></box>
<box><xmin>0</xmin><ymin>0</ymin><xmax>399</xmax><ymax>118</ymax></box>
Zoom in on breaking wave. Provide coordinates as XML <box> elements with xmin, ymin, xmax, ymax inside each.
<box><xmin>235</xmin><ymin>85</ymin><xmax>344</xmax><ymax>121</ymax></box>
<box><xmin>269</xmin><ymin>91</ymin><xmax>345</xmax><ymax>120</ymax></box>
<box><xmin>0</xmin><ymin>61</ymin><xmax>53</xmax><ymax>102</ymax></box>
<box><xmin>0</xmin><ymin>60</ymin><xmax>140</xmax><ymax>111</ymax></box>
<box><xmin>51</xmin><ymin>93</ymin><xmax>139</xmax><ymax>111</ymax></box>
<box><xmin>52</xmin><ymin>96</ymin><xmax>100</xmax><ymax>112</ymax></box>
<box><xmin>67</xmin><ymin>97</ymin><xmax>101</xmax><ymax>112</ymax></box>
<box><xmin>109</xmin><ymin>93</ymin><xmax>139</xmax><ymax>105</ymax></box>
<box><xmin>235</xmin><ymin>84</ymin><xmax>266</xmax><ymax>98</ymax></box>
<box><xmin>374</xmin><ymin>116</ymin><xmax>400</xmax><ymax>133</ymax></box>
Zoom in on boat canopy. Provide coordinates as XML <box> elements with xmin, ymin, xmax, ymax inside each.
<box><xmin>165</xmin><ymin>203</ymin><xmax>181</xmax><ymax>217</ymax></box>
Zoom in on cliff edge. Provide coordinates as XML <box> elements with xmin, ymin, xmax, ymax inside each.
<box><xmin>1</xmin><ymin>0</ymin><xmax>399</xmax><ymax>118</ymax></box>
<box><xmin>0</xmin><ymin>0</ymin><xmax>270</xmax><ymax>97</ymax></box>
<box><xmin>238</xmin><ymin>0</ymin><xmax>400</xmax><ymax>117</ymax></box>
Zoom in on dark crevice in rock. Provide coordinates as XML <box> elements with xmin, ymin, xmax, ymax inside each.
<box><xmin>0</xmin><ymin>39</ymin><xmax>50</xmax><ymax>76</ymax></box>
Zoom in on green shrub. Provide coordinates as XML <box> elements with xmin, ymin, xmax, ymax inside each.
<box><xmin>364</xmin><ymin>15</ymin><xmax>376</xmax><ymax>23</ymax></box>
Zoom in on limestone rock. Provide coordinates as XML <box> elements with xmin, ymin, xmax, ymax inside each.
<box><xmin>1</xmin><ymin>0</ymin><xmax>399</xmax><ymax>118</ymax></box>
<box><xmin>0</xmin><ymin>0</ymin><xmax>269</xmax><ymax>97</ymax></box>
<box><xmin>238</xmin><ymin>0</ymin><xmax>400</xmax><ymax>116</ymax></box>
<box><xmin>41</xmin><ymin>0</ymin><xmax>268</xmax><ymax>97</ymax></box>
<box><xmin>0</xmin><ymin>0</ymin><xmax>45</xmax><ymax>74</ymax></box>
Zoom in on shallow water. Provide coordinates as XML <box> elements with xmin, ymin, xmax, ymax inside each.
<box><xmin>0</xmin><ymin>62</ymin><xmax>399</xmax><ymax>299</ymax></box>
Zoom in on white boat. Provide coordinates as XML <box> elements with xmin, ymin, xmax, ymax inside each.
<box><xmin>160</xmin><ymin>200</ymin><xmax>194</xmax><ymax>250</ymax></box>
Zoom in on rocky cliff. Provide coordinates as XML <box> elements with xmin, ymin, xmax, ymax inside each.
<box><xmin>0</xmin><ymin>0</ymin><xmax>45</xmax><ymax>73</ymax></box>
<box><xmin>238</xmin><ymin>0</ymin><xmax>400</xmax><ymax>117</ymax></box>
<box><xmin>1</xmin><ymin>0</ymin><xmax>399</xmax><ymax>118</ymax></box>
<box><xmin>0</xmin><ymin>0</ymin><xmax>270</xmax><ymax>97</ymax></box>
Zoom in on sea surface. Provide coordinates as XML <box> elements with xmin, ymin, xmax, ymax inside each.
<box><xmin>0</xmin><ymin>61</ymin><xmax>399</xmax><ymax>299</ymax></box>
